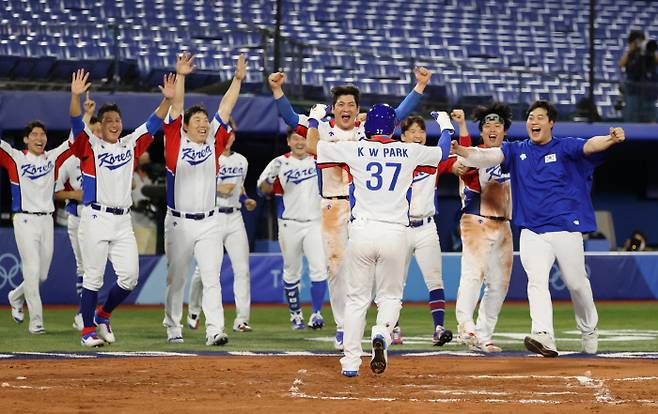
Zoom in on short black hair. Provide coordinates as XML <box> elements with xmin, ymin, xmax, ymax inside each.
<box><xmin>330</xmin><ymin>85</ymin><xmax>360</xmax><ymax>107</ymax></box>
<box><xmin>526</xmin><ymin>100</ymin><xmax>558</xmax><ymax>122</ymax></box>
<box><xmin>401</xmin><ymin>115</ymin><xmax>426</xmax><ymax>133</ymax></box>
<box><xmin>184</xmin><ymin>104</ymin><xmax>209</xmax><ymax>125</ymax></box>
<box><xmin>473</xmin><ymin>102</ymin><xmax>513</xmax><ymax>131</ymax></box>
<box><xmin>97</xmin><ymin>103</ymin><xmax>121</xmax><ymax>121</ymax></box>
<box><xmin>628</xmin><ymin>30</ymin><xmax>645</xmax><ymax>44</ymax></box>
<box><xmin>89</xmin><ymin>116</ymin><xmax>99</xmax><ymax>125</ymax></box>
<box><xmin>24</xmin><ymin>120</ymin><xmax>46</xmax><ymax>137</ymax></box>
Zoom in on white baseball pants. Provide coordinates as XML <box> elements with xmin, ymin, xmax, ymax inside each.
<box><xmin>278</xmin><ymin>218</ymin><xmax>328</xmax><ymax>284</ymax></box>
<box><xmin>321</xmin><ymin>198</ymin><xmax>350</xmax><ymax>331</ymax></box>
<box><xmin>406</xmin><ymin>218</ymin><xmax>443</xmax><ymax>290</ymax></box>
<box><xmin>67</xmin><ymin>214</ymin><xmax>84</xmax><ymax>282</ymax></box>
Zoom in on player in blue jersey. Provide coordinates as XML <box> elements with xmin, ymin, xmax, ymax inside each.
<box><xmin>451</xmin><ymin>100</ymin><xmax>625</xmax><ymax>357</ymax></box>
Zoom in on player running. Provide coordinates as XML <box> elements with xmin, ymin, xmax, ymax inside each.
<box><xmin>69</xmin><ymin>69</ymin><xmax>175</xmax><ymax>347</ymax></box>
<box><xmin>307</xmin><ymin>103</ymin><xmax>454</xmax><ymax>376</ymax></box>
<box><xmin>162</xmin><ymin>52</ymin><xmax>244</xmax><ymax>345</ymax></box>
<box><xmin>452</xmin><ymin>100</ymin><xmax>625</xmax><ymax>357</ymax></box>
<box><xmin>269</xmin><ymin>67</ymin><xmax>430</xmax><ymax>349</ymax></box>
<box><xmin>257</xmin><ymin>128</ymin><xmax>328</xmax><ymax>330</ymax></box>
<box><xmin>186</xmin><ymin>117</ymin><xmax>257</xmax><ymax>333</ymax></box>
<box><xmin>3</xmin><ymin>121</ymin><xmax>74</xmax><ymax>334</ymax></box>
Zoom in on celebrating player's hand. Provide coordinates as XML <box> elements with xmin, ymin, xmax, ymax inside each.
<box><xmin>610</xmin><ymin>127</ymin><xmax>625</xmax><ymax>143</ymax></box>
<box><xmin>431</xmin><ymin>111</ymin><xmax>455</xmax><ymax>133</ymax></box>
<box><xmin>71</xmin><ymin>69</ymin><xmax>91</xmax><ymax>96</ymax></box>
<box><xmin>450</xmin><ymin>140</ymin><xmax>461</xmax><ymax>155</ymax></box>
<box><xmin>244</xmin><ymin>198</ymin><xmax>257</xmax><ymax>211</ymax></box>
<box><xmin>235</xmin><ymin>53</ymin><xmax>247</xmax><ymax>81</ymax></box>
<box><xmin>159</xmin><ymin>73</ymin><xmax>177</xmax><ymax>100</ymax></box>
<box><xmin>83</xmin><ymin>91</ymin><xmax>96</xmax><ymax>116</ymax></box>
<box><xmin>356</xmin><ymin>112</ymin><xmax>367</xmax><ymax>123</ymax></box>
<box><xmin>176</xmin><ymin>52</ymin><xmax>196</xmax><ymax>76</ymax></box>
<box><xmin>452</xmin><ymin>159</ymin><xmax>469</xmax><ymax>176</ymax></box>
<box><xmin>414</xmin><ymin>66</ymin><xmax>431</xmax><ymax>86</ymax></box>
<box><xmin>450</xmin><ymin>109</ymin><xmax>466</xmax><ymax>124</ymax></box>
<box><xmin>309</xmin><ymin>104</ymin><xmax>329</xmax><ymax>122</ymax></box>
<box><xmin>268</xmin><ymin>72</ymin><xmax>285</xmax><ymax>90</ymax></box>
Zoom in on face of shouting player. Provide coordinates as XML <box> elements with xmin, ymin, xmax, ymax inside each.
<box><xmin>185</xmin><ymin>112</ymin><xmax>210</xmax><ymax>144</ymax></box>
<box><xmin>288</xmin><ymin>132</ymin><xmax>307</xmax><ymax>159</ymax></box>
<box><xmin>23</xmin><ymin>126</ymin><xmax>47</xmax><ymax>156</ymax></box>
<box><xmin>526</xmin><ymin>107</ymin><xmax>554</xmax><ymax>145</ymax></box>
<box><xmin>100</xmin><ymin>111</ymin><xmax>123</xmax><ymax>144</ymax></box>
<box><xmin>332</xmin><ymin>94</ymin><xmax>359</xmax><ymax>131</ymax></box>
<box><xmin>481</xmin><ymin>120</ymin><xmax>505</xmax><ymax>148</ymax></box>
<box><xmin>401</xmin><ymin>122</ymin><xmax>426</xmax><ymax>145</ymax></box>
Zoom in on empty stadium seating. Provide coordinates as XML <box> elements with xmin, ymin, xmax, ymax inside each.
<box><xmin>0</xmin><ymin>0</ymin><xmax>657</xmax><ymax>119</ymax></box>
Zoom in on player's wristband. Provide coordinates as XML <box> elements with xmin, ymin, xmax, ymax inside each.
<box><xmin>308</xmin><ymin>119</ymin><xmax>319</xmax><ymax>129</ymax></box>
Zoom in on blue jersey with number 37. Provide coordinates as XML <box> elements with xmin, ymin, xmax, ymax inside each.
<box><xmin>317</xmin><ymin>137</ymin><xmax>443</xmax><ymax>226</ymax></box>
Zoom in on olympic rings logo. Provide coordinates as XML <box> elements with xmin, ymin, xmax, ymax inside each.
<box><xmin>0</xmin><ymin>253</ymin><xmax>22</xmax><ymax>290</ymax></box>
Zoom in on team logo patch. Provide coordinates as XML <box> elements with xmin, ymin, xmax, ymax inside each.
<box><xmin>182</xmin><ymin>146</ymin><xmax>213</xmax><ymax>166</ymax></box>
<box><xmin>520</xmin><ymin>153</ymin><xmax>527</xmax><ymax>160</ymax></box>
<box><xmin>20</xmin><ymin>161</ymin><xmax>54</xmax><ymax>180</ymax></box>
<box><xmin>98</xmin><ymin>150</ymin><xmax>133</xmax><ymax>170</ymax></box>
<box><xmin>545</xmin><ymin>153</ymin><xmax>557</xmax><ymax>163</ymax></box>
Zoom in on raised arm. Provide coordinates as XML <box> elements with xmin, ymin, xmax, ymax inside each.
<box><xmin>170</xmin><ymin>52</ymin><xmax>195</xmax><ymax>120</ymax></box>
<box><xmin>305</xmin><ymin>104</ymin><xmax>328</xmax><ymax>155</ymax></box>
<box><xmin>70</xmin><ymin>69</ymin><xmax>92</xmax><ymax>136</ymax></box>
<box><xmin>218</xmin><ymin>53</ymin><xmax>246</xmax><ymax>124</ymax></box>
<box><xmin>583</xmin><ymin>127</ymin><xmax>625</xmax><ymax>155</ymax></box>
<box><xmin>451</xmin><ymin>141</ymin><xmax>504</xmax><ymax>168</ymax></box>
<box><xmin>82</xmin><ymin>91</ymin><xmax>96</xmax><ymax>125</ymax></box>
<box><xmin>394</xmin><ymin>67</ymin><xmax>431</xmax><ymax>120</ymax></box>
<box><xmin>268</xmin><ymin>72</ymin><xmax>300</xmax><ymax>127</ymax></box>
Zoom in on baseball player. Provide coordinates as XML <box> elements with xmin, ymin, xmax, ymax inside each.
<box><xmin>2</xmin><ymin>121</ymin><xmax>74</xmax><ymax>334</ymax></box>
<box><xmin>55</xmin><ymin>92</ymin><xmax>101</xmax><ymax>331</ymax></box>
<box><xmin>268</xmin><ymin>67</ymin><xmax>430</xmax><ymax>349</ymax></box>
<box><xmin>308</xmin><ymin>103</ymin><xmax>454</xmax><ymax>376</ymax></box>
<box><xmin>448</xmin><ymin>105</ymin><xmax>513</xmax><ymax>353</ymax></box>
<box><xmin>257</xmin><ymin>128</ymin><xmax>328</xmax><ymax>330</ymax></box>
<box><xmin>162</xmin><ymin>52</ymin><xmax>244</xmax><ymax>346</ymax></box>
<box><xmin>69</xmin><ymin>69</ymin><xmax>176</xmax><ymax>347</ymax></box>
<box><xmin>452</xmin><ymin>100</ymin><xmax>625</xmax><ymax>357</ymax></box>
<box><xmin>391</xmin><ymin>115</ymin><xmax>454</xmax><ymax>347</ymax></box>
<box><xmin>186</xmin><ymin>117</ymin><xmax>257</xmax><ymax>333</ymax></box>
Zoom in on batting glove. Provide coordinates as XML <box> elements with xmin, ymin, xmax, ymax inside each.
<box><xmin>309</xmin><ymin>104</ymin><xmax>329</xmax><ymax>123</ymax></box>
<box><xmin>431</xmin><ymin>111</ymin><xmax>455</xmax><ymax>134</ymax></box>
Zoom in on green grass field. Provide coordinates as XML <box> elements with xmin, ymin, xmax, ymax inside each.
<box><xmin>1</xmin><ymin>302</ymin><xmax>657</xmax><ymax>353</ymax></box>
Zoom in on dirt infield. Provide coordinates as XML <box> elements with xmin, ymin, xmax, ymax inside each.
<box><xmin>1</xmin><ymin>355</ymin><xmax>657</xmax><ymax>413</ymax></box>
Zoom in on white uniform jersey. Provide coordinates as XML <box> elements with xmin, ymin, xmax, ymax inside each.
<box><xmin>217</xmin><ymin>151</ymin><xmax>248</xmax><ymax>209</ymax></box>
<box><xmin>163</xmin><ymin>114</ymin><xmax>230</xmax><ymax>213</ymax></box>
<box><xmin>297</xmin><ymin>115</ymin><xmax>366</xmax><ymax>197</ymax></box>
<box><xmin>408</xmin><ymin>170</ymin><xmax>438</xmax><ymax>218</ymax></box>
<box><xmin>257</xmin><ymin>153</ymin><xmax>321</xmax><ymax>221</ymax></box>
<box><xmin>55</xmin><ymin>155</ymin><xmax>83</xmax><ymax>216</ymax></box>
<box><xmin>70</xmin><ymin>122</ymin><xmax>154</xmax><ymax>209</ymax></box>
<box><xmin>317</xmin><ymin>138</ymin><xmax>443</xmax><ymax>226</ymax></box>
<box><xmin>0</xmin><ymin>137</ymin><xmax>72</xmax><ymax>213</ymax></box>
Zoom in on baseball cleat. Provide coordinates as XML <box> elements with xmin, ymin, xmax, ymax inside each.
<box><xmin>167</xmin><ymin>336</ymin><xmax>184</xmax><ymax>344</ymax></box>
<box><xmin>81</xmin><ymin>332</ymin><xmax>105</xmax><ymax>347</ymax></box>
<box><xmin>206</xmin><ymin>332</ymin><xmax>229</xmax><ymax>346</ymax></box>
<box><xmin>72</xmin><ymin>313</ymin><xmax>84</xmax><ymax>331</ymax></box>
<box><xmin>342</xmin><ymin>370</ymin><xmax>359</xmax><ymax>378</ymax></box>
<box><xmin>8</xmin><ymin>290</ymin><xmax>24</xmax><ymax>324</ymax></box>
<box><xmin>290</xmin><ymin>312</ymin><xmax>305</xmax><ymax>330</ymax></box>
<box><xmin>432</xmin><ymin>325</ymin><xmax>453</xmax><ymax>347</ymax></box>
<box><xmin>457</xmin><ymin>327</ymin><xmax>479</xmax><ymax>347</ymax></box>
<box><xmin>233</xmin><ymin>322</ymin><xmax>253</xmax><ymax>332</ymax></box>
<box><xmin>391</xmin><ymin>325</ymin><xmax>403</xmax><ymax>345</ymax></box>
<box><xmin>187</xmin><ymin>313</ymin><xmax>200</xmax><ymax>330</ymax></box>
<box><xmin>524</xmin><ymin>332</ymin><xmax>558</xmax><ymax>357</ymax></box>
<box><xmin>334</xmin><ymin>330</ymin><xmax>344</xmax><ymax>351</ymax></box>
<box><xmin>370</xmin><ymin>335</ymin><xmax>388</xmax><ymax>374</ymax></box>
<box><xmin>581</xmin><ymin>330</ymin><xmax>599</xmax><ymax>354</ymax></box>
<box><xmin>29</xmin><ymin>325</ymin><xmax>46</xmax><ymax>335</ymax></box>
<box><xmin>94</xmin><ymin>312</ymin><xmax>116</xmax><ymax>344</ymax></box>
<box><xmin>308</xmin><ymin>312</ymin><xmax>324</xmax><ymax>330</ymax></box>
<box><xmin>469</xmin><ymin>341</ymin><xmax>503</xmax><ymax>353</ymax></box>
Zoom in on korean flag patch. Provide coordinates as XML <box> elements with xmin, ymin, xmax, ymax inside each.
<box><xmin>544</xmin><ymin>153</ymin><xmax>557</xmax><ymax>163</ymax></box>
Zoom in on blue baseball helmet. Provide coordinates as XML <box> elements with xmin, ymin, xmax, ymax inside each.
<box><xmin>364</xmin><ymin>103</ymin><xmax>396</xmax><ymax>137</ymax></box>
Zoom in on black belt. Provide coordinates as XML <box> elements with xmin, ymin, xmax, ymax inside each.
<box><xmin>217</xmin><ymin>207</ymin><xmax>237</xmax><ymax>213</ymax></box>
<box><xmin>19</xmin><ymin>211</ymin><xmax>51</xmax><ymax>216</ymax></box>
<box><xmin>170</xmin><ymin>209</ymin><xmax>215</xmax><ymax>220</ymax></box>
<box><xmin>409</xmin><ymin>216</ymin><xmax>433</xmax><ymax>228</ymax></box>
<box><xmin>90</xmin><ymin>203</ymin><xmax>130</xmax><ymax>215</ymax></box>
<box><xmin>480</xmin><ymin>215</ymin><xmax>508</xmax><ymax>222</ymax></box>
<box><xmin>280</xmin><ymin>218</ymin><xmax>312</xmax><ymax>223</ymax></box>
<box><xmin>323</xmin><ymin>196</ymin><xmax>349</xmax><ymax>200</ymax></box>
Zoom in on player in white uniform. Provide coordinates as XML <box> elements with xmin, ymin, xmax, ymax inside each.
<box><xmin>69</xmin><ymin>69</ymin><xmax>176</xmax><ymax>347</ymax></box>
<box><xmin>452</xmin><ymin>100</ymin><xmax>625</xmax><ymax>357</ymax></box>
<box><xmin>55</xmin><ymin>93</ymin><xmax>102</xmax><ymax>331</ymax></box>
<box><xmin>269</xmin><ymin>67</ymin><xmax>430</xmax><ymax>348</ymax></box>
<box><xmin>2</xmin><ymin>121</ymin><xmax>74</xmax><ymax>334</ymax></box>
<box><xmin>186</xmin><ymin>118</ymin><xmax>257</xmax><ymax>333</ymax></box>
<box><xmin>448</xmin><ymin>105</ymin><xmax>513</xmax><ymax>353</ymax></box>
<box><xmin>308</xmin><ymin>103</ymin><xmax>454</xmax><ymax>376</ymax></box>
<box><xmin>393</xmin><ymin>115</ymin><xmax>454</xmax><ymax>347</ymax></box>
<box><xmin>162</xmin><ymin>53</ymin><xmax>244</xmax><ymax>345</ymax></box>
<box><xmin>257</xmin><ymin>128</ymin><xmax>328</xmax><ymax>330</ymax></box>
